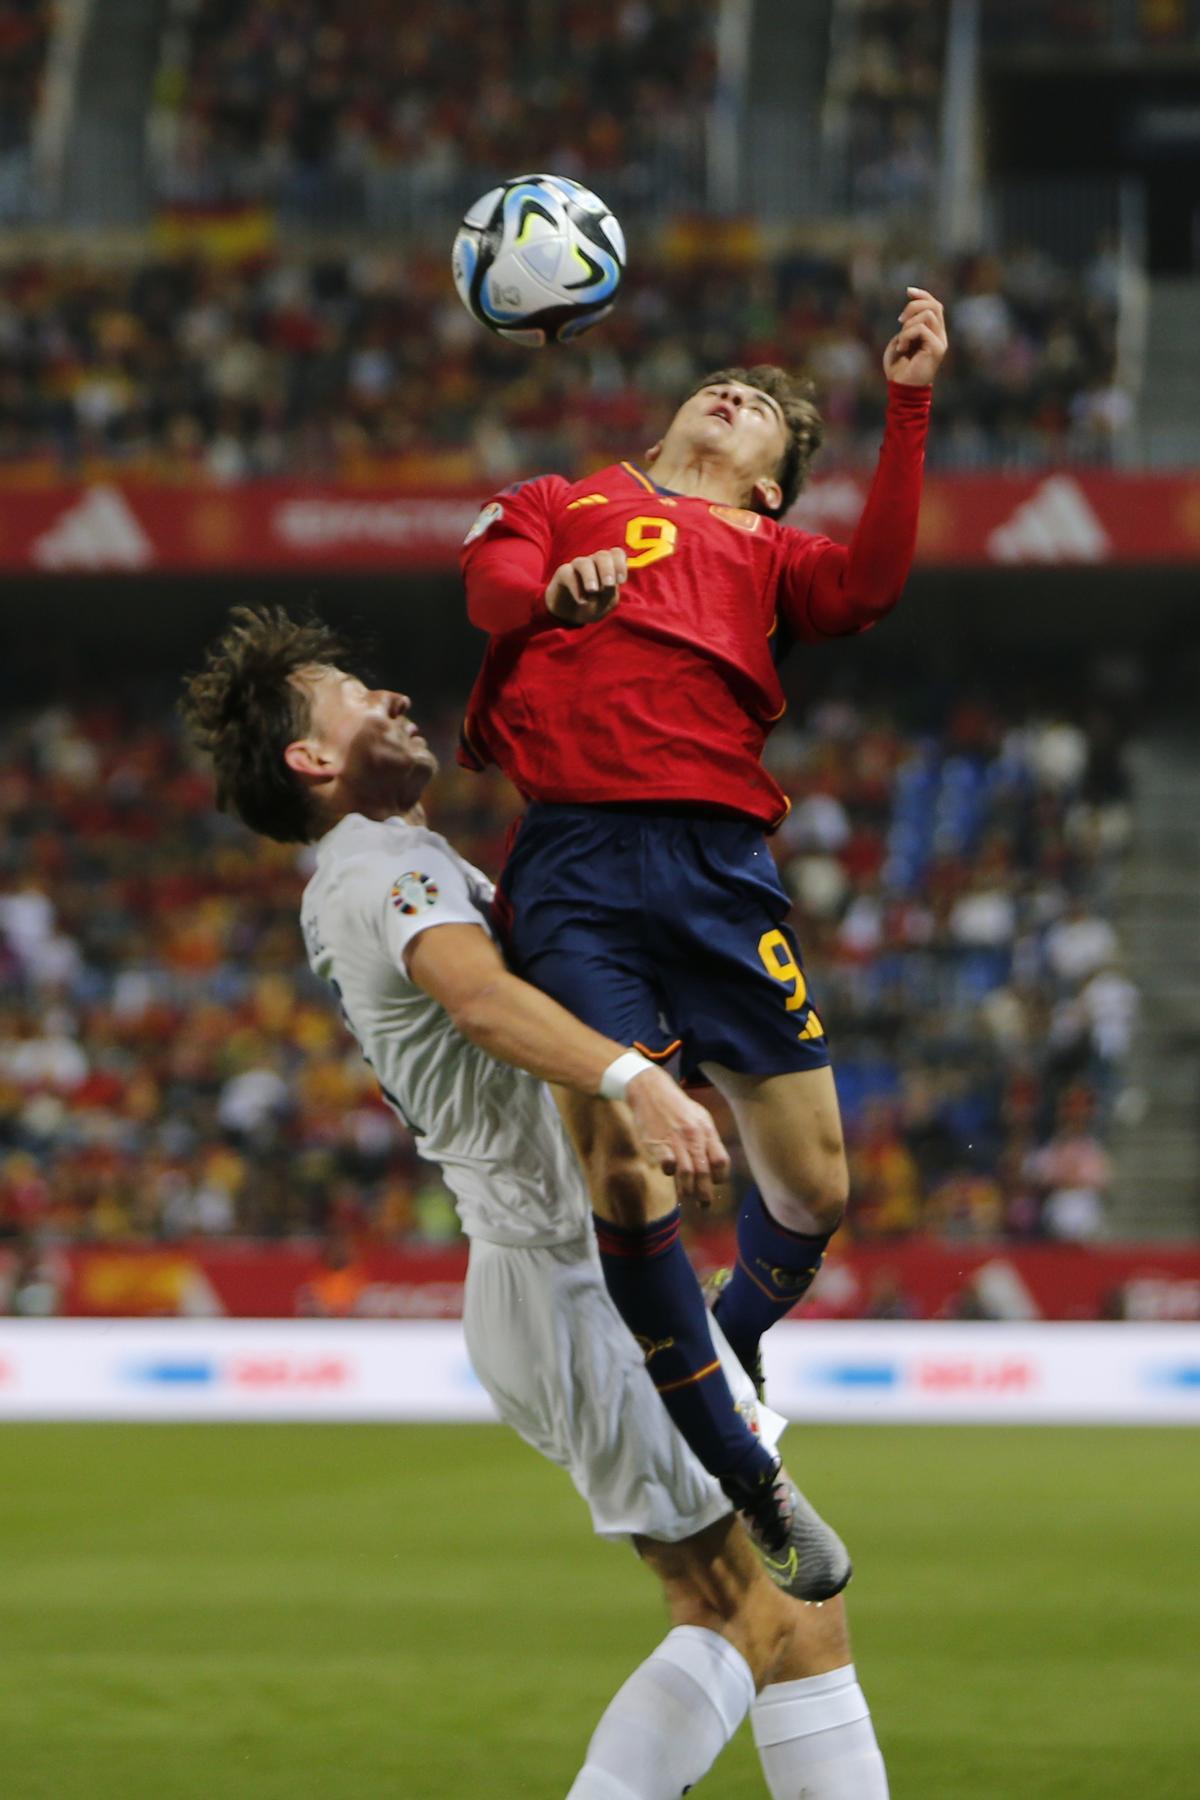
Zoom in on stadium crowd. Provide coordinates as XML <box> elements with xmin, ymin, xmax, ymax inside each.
<box><xmin>151</xmin><ymin>0</ymin><xmax>716</xmax><ymax>216</ymax></box>
<box><xmin>828</xmin><ymin>0</ymin><xmax>946</xmax><ymax>217</ymax></box>
<box><xmin>0</xmin><ymin>675</ymin><xmax>1138</xmax><ymax>1258</ymax></box>
<box><xmin>0</xmin><ymin>235</ymin><xmax>1126</xmax><ymax>482</ymax></box>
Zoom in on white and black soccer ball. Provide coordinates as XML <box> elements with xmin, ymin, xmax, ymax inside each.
<box><xmin>451</xmin><ymin>173</ymin><xmax>626</xmax><ymax>348</ymax></box>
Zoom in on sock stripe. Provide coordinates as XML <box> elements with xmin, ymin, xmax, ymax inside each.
<box><xmin>653</xmin><ymin>1356</ymin><xmax>722</xmax><ymax>1394</ymax></box>
<box><xmin>595</xmin><ymin>1216</ymin><xmax>681</xmax><ymax>1259</ymax></box>
<box><xmin>735</xmin><ymin>1252</ymin><xmax>809</xmax><ymax>1307</ymax></box>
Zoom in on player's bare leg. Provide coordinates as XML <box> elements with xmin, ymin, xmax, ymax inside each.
<box><xmin>701</xmin><ymin>1063</ymin><xmax>849</xmax><ymax>1388</ymax></box>
<box><xmin>569</xmin><ymin>1526</ymin><xmax>886</xmax><ymax>1799</ymax></box>
<box><xmin>752</xmin><ymin>1593</ymin><xmax>891</xmax><ymax>1797</ymax></box>
<box><xmin>638</xmin><ymin>1513</ymin><xmax>795</xmax><ymax>1679</ymax></box>
<box><xmin>568</xmin><ymin>1516</ymin><xmax>786</xmax><ymax>1799</ymax></box>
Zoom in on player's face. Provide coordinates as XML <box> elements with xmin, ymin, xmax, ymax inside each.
<box><xmin>659</xmin><ymin>381</ymin><xmax>789</xmax><ymax>503</ymax></box>
<box><xmin>296</xmin><ymin>665</ymin><xmax>438</xmax><ymax>810</ymax></box>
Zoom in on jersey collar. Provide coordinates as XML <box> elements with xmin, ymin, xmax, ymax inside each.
<box><xmin>620</xmin><ymin>460</ymin><xmax>686</xmax><ymax>500</ymax></box>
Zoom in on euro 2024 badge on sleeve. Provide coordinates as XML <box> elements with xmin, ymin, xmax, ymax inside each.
<box><xmin>463</xmin><ymin>501</ymin><xmax>503</xmax><ymax>545</ymax></box>
<box><xmin>391</xmin><ymin>872</ymin><xmax>440</xmax><ymax>916</ymax></box>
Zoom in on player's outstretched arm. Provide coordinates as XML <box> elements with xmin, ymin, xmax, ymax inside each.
<box><xmin>883</xmin><ymin>286</ymin><xmax>948</xmax><ymax>387</ymax></box>
<box><xmin>405</xmin><ymin>921</ymin><xmax>729</xmax><ymax>1203</ymax></box>
<box><xmin>782</xmin><ymin>288</ymin><xmax>947</xmax><ymax>640</ymax></box>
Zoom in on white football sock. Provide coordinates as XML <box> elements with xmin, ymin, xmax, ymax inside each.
<box><xmin>752</xmin><ymin>1663</ymin><xmax>889</xmax><ymax>1799</ymax></box>
<box><xmin>566</xmin><ymin>1624</ymin><xmax>754</xmax><ymax>1800</ymax></box>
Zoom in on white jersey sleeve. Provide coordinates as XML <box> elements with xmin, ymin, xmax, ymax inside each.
<box><xmin>352</xmin><ymin>842</ymin><xmax>495</xmax><ymax>973</ymax></box>
<box><xmin>300</xmin><ymin>814</ymin><xmax>589</xmax><ymax>1249</ymax></box>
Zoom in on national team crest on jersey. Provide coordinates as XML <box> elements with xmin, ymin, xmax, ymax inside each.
<box><xmin>390</xmin><ymin>871</ymin><xmax>440</xmax><ymax>915</ymax></box>
<box><xmin>709</xmin><ymin>504</ymin><xmax>763</xmax><ymax>533</ymax></box>
<box><xmin>463</xmin><ymin>501</ymin><xmax>503</xmax><ymax>545</ymax></box>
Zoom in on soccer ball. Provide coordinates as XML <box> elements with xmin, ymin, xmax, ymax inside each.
<box><xmin>452</xmin><ymin>173</ymin><xmax>626</xmax><ymax>348</ymax></box>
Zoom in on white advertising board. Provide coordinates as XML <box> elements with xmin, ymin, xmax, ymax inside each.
<box><xmin>0</xmin><ymin>1320</ymin><xmax>1197</xmax><ymax>1424</ymax></box>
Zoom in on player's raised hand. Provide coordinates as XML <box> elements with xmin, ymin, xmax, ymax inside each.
<box><xmin>883</xmin><ymin>287</ymin><xmax>948</xmax><ymax>387</ymax></box>
<box><xmin>625</xmin><ymin>1066</ymin><xmax>731</xmax><ymax>1208</ymax></box>
<box><xmin>545</xmin><ymin>546</ymin><xmax>628</xmax><ymax>626</ymax></box>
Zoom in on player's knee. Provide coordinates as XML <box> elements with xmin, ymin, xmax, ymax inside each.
<box><xmin>764</xmin><ymin>1148</ymin><xmax>849</xmax><ymax>1235</ymax></box>
<box><xmin>599</xmin><ymin>1149</ymin><xmax>656</xmax><ymax>1227</ymax></box>
<box><xmin>557</xmin><ymin>1096</ymin><xmax>657</xmax><ymax>1223</ymax></box>
<box><xmin>664</xmin><ymin>1578</ymin><xmax>792</xmax><ymax>1687</ymax></box>
<box><xmin>642</xmin><ymin>1517</ymin><xmax>794</xmax><ymax>1686</ymax></box>
<box><xmin>807</xmin><ymin>1157</ymin><xmax>850</xmax><ymax>1232</ymax></box>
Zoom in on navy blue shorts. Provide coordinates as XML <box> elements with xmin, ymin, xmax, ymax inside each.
<box><xmin>496</xmin><ymin>804</ymin><xmax>831</xmax><ymax>1081</ymax></box>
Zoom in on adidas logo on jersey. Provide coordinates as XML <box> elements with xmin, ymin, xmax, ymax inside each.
<box><xmin>987</xmin><ymin>475</ymin><xmax>1110</xmax><ymax>564</ymax></box>
<box><xmin>31</xmin><ymin>486</ymin><xmax>155</xmax><ymax>571</ymax></box>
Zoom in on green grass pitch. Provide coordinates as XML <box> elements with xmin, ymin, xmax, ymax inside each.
<box><xmin>0</xmin><ymin>1424</ymin><xmax>1195</xmax><ymax>1798</ymax></box>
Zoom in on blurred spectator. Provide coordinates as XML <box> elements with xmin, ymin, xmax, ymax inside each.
<box><xmin>1044</xmin><ymin>897</ymin><xmax>1120</xmax><ymax>988</ymax></box>
<box><xmin>0</xmin><ymin>1</ymin><xmax>50</xmax><ymax>153</ymax></box>
<box><xmin>862</xmin><ymin>1268</ymin><xmax>918</xmax><ymax>1319</ymax></box>
<box><xmin>827</xmin><ymin>1</ymin><xmax>946</xmax><ymax>218</ymax></box>
<box><xmin>296</xmin><ymin>1233</ymin><xmax>370</xmax><ymax>1316</ymax></box>
<box><xmin>849</xmin><ymin>1100</ymin><xmax>923</xmax><ymax>1236</ymax></box>
<box><xmin>0</xmin><ymin>1238</ymin><xmax>59</xmax><ymax>1314</ymax></box>
<box><xmin>1025</xmin><ymin>1087</ymin><xmax>1112</xmax><ymax>1240</ymax></box>
<box><xmin>984</xmin><ymin>0</ymin><xmax>1200</xmax><ymax>49</ymax></box>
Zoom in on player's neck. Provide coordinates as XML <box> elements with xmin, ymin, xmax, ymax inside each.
<box><xmin>325</xmin><ymin>787</ymin><xmax>428</xmax><ymax>829</ymax></box>
<box><xmin>643</xmin><ymin>449</ymin><xmax>749</xmax><ymax>508</ymax></box>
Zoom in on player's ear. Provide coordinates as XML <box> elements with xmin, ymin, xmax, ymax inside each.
<box><xmin>751</xmin><ymin>473</ymin><xmax>783</xmax><ymax>515</ymax></box>
<box><xmin>644</xmin><ymin>441</ymin><xmax>663</xmax><ymax>468</ymax></box>
<box><xmin>284</xmin><ymin>738</ymin><xmax>333</xmax><ymax>783</ymax></box>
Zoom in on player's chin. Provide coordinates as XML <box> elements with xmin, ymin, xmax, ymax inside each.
<box><xmin>404</xmin><ymin>747</ymin><xmax>439</xmax><ymax>791</ymax></box>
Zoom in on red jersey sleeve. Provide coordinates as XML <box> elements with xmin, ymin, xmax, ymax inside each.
<box><xmin>778</xmin><ymin>382</ymin><xmax>932</xmax><ymax>642</ymax></box>
<box><xmin>461</xmin><ymin>475</ymin><xmax>571</xmax><ymax>635</ymax></box>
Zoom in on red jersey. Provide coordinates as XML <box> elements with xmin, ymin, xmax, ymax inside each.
<box><xmin>460</xmin><ymin>381</ymin><xmax>931</xmax><ymax>829</ymax></box>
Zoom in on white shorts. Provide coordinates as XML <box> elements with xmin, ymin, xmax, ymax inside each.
<box><xmin>463</xmin><ymin>1232</ymin><xmax>783</xmax><ymax>1544</ymax></box>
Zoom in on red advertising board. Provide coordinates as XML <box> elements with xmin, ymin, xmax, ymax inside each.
<box><xmin>9</xmin><ymin>1238</ymin><xmax>1200</xmax><ymax>1322</ymax></box>
<box><xmin>1</xmin><ymin>471</ymin><xmax>1199</xmax><ymax>573</ymax></box>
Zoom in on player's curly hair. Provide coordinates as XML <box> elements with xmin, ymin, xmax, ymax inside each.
<box><xmin>180</xmin><ymin>604</ymin><xmax>350</xmax><ymax>844</ymax></box>
<box><xmin>689</xmin><ymin>365</ymin><xmax>824</xmax><ymax>517</ymax></box>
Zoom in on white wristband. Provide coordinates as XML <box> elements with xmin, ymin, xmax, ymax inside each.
<box><xmin>599</xmin><ymin>1049</ymin><xmax>655</xmax><ymax>1102</ymax></box>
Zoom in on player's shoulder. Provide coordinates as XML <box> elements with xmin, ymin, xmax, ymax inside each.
<box><xmin>558</xmin><ymin>463</ymin><xmax>637</xmax><ymax>508</ymax></box>
<box><xmin>314</xmin><ymin>814</ymin><xmax>492</xmax><ymax>918</ymax></box>
<box><xmin>309</xmin><ymin>816</ymin><xmax>441</xmax><ymax>902</ymax></box>
<box><xmin>490</xmin><ymin>465</ymin><xmax>632</xmax><ymax>512</ymax></box>
<box><xmin>492</xmin><ymin>471</ymin><xmax>573</xmax><ymax>513</ymax></box>
<box><xmin>463</xmin><ymin>471</ymin><xmax>572</xmax><ymax>549</ymax></box>
<box><xmin>762</xmin><ymin>509</ymin><xmax>831</xmax><ymax>562</ymax></box>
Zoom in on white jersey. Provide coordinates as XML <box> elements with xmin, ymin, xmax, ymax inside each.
<box><xmin>300</xmin><ymin>813</ymin><xmax>590</xmax><ymax>1249</ymax></box>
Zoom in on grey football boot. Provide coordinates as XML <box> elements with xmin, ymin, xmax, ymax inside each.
<box><xmin>721</xmin><ymin>1455</ymin><xmax>853</xmax><ymax>1602</ymax></box>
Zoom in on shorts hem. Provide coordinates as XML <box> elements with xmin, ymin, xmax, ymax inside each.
<box><xmin>592</xmin><ymin>1490</ymin><xmax>734</xmax><ymax>1547</ymax></box>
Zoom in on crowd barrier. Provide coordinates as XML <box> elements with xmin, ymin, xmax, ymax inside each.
<box><xmin>4</xmin><ymin>471</ymin><xmax>1200</xmax><ymax>574</ymax></box>
<box><xmin>0</xmin><ymin>1321</ymin><xmax>1196</xmax><ymax>1424</ymax></box>
<box><xmin>26</xmin><ymin>1239</ymin><xmax>1200</xmax><ymax>1322</ymax></box>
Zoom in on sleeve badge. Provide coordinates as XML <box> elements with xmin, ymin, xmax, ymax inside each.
<box><xmin>390</xmin><ymin>871</ymin><xmax>440</xmax><ymax>915</ymax></box>
<box><xmin>463</xmin><ymin>500</ymin><xmax>503</xmax><ymax>545</ymax></box>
